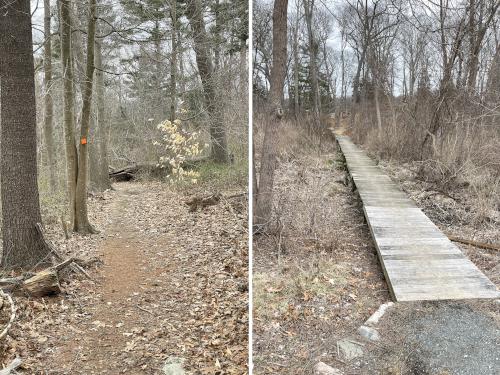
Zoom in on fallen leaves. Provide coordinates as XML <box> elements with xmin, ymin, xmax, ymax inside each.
<box><xmin>0</xmin><ymin>182</ymin><xmax>248</xmax><ymax>374</ymax></box>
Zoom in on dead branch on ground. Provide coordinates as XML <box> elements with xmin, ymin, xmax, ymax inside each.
<box><xmin>446</xmin><ymin>233</ymin><xmax>500</xmax><ymax>251</ymax></box>
<box><xmin>0</xmin><ymin>290</ymin><xmax>16</xmax><ymax>341</ymax></box>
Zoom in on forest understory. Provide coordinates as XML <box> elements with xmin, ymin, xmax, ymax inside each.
<box><xmin>253</xmin><ymin>119</ymin><xmax>499</xmax><ymax>375</ymax></box>
<box><xmin>0</xmin><ymin>180</ymin><xmax>248</xmax><ymax>374</ymax></box>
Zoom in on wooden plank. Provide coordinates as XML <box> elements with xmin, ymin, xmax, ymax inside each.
<box><xmin>336</xmin><ymin>135</ymin><xmax>499</xmax><ymax>302</ymax></box>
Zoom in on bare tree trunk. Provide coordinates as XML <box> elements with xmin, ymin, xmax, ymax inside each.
<box><xmin>353</xmin><ymin>48</ymin><xmax>366</xmax><ymax>104</ymax></box>
<box><xmin>254</xmin><ymin>0</ymin><xmax>288</xmax><ymax>230</ymax></box>
<box><xmin>59</xmin><ymin>0</ymin><xmax>79</xmax><ymax>229</ymax></box>
<box><xmin>169</xmin><ymin>0</ymin><xmax>177</xmax><ymax>122</ymax></box>
<box><xmin>0</xmin><ymin>0</ymin><xmax>51</xmax><ymax>269</ymax></box>
<box><xmin>74</xmin><ymin>0</ymin><xmax>98</xmax><ymax>234</ymax></box>
<box><xmin>213</xmin><ymin>0</ymin><xmax>221</xmax><ymax>72</ymax></box>
<box><xmin>486</xmin><ymin>43</ymin><xmax>500</xmax><ymax>99</ymax></box>
<box><xmin>94</xmin><ymin>37</ymin><xmax>112</xmax><ymax>191</ymax></box>
<box><xmin>43</xmin><ymin>0</ymin><xmax>57</xmax><ymax>193</ymax></box>
<box><xmin>186</xmin><ymin>0</ymin><xmax>229</xmax><ymax>163</ymax></box>
<box><xmin>178</xmin><ymin>30</ymin><xmax>186</xmax><ymax>97</ymax></box>
<box><xmin>239</xmin><ymin>46</ymin><xmax>247</xmax><ymax>97</ymax></box>
<box><xmin>466</xmin><ymin>1</ymin><xmax>500</xmax><ymax>91</ymax></box>
<box><xmin>303</xmin><ymin>0</ymin><xmax>321</xmax><ymax>123</ymax></box>
<box><xmin>292</xmin><ymin>1</ymin><xmax>300</xmax><ymax>116</ymax></box>
<box><xmin>374</xmin><ymin>85</ymin><xmax>383</xmax><ymax>136</ymax></box>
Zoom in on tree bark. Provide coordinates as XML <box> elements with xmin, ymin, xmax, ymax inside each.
<box><xmin>186</xmin><ymin>0</ymin><xmax>229</xmax><ymax>163</ymax></box>
<box><xmin>0</xmin><ymin>0</ymin><xmax>51</xmax><ymax>269</ymax></box>
<box><xmin>254</xmin><ymin>0</ymin><xmax>288</xmax><ymax>230</ymax></box>
<box><xmin>292</xmin><ymin>4</ymin><xmax>300</xmax><ymax>116</ymax></box>
<box><xmin>74</xmin><ymin>0</ymin><xmax>98</xmax><ymax>233</ymax></box>
<box><xmin>303</xmin><ymin>0</ymin><xmax>321</xmax><ymax>123</ymax></box>
<box><xmin>465</xmin><ymin>1</ymin><xmax>500</xmax><ymax>91</ymax></box>
<box><xmin>43</xmin><ymin>0</ymin><xmax>57</xmax><ymax>193</ymax></box>
<box><xmin>169</xmin><ymin>0</ymin><xmax>178</xmax><ymax>122</ymax></box>
<box><xmin>90</xmin><ymin>34</ymin><xmax>112</xmax><ymax>192</ymax></box>
<box><xmin>59</xmin><ymin>0</ymin><xmax>79</xmax><ymax>229</ymax></box>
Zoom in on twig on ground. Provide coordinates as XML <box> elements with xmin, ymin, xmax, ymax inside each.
<box><xmin>137</xmin><ymin>305</ymin><xmax>154</xmax><ymax>315</ymax></box>
<box><xmin>36</xmin><ymin>223</ymin><xmax>93</xmax><ymax>280</ymax></box>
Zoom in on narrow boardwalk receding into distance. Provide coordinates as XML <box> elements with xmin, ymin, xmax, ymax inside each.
<box><xmin>336</xmin><ymin>135</ymin><xmax>499</xmax><ymax>302</ymax></box>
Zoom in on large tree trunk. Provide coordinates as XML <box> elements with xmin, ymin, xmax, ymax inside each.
<box><xmin>254</xmin><ymin>0</ymin><xmax>288</xmax><ymax>230</ymax></box>
<box><xmin>0</xmin><ymin>0</ymin><xmax>51</xmax><ymax>269</ymax></box>
<box><xmin>186</xmin><ymin>0</ymin><xmax>229</xmax><ymax>163</ymax></box>
<box><xmin>43</xmin><ymin>0</ymin><xmax>57</xmax><ymax>193</ymax></box>
<box><xmin>74</xmin><ymin>0</ymin><xmax>97</xmax><ymax>233</ymax></box>
<box><xmin>59</xmin><ymin>0</ymin><xmax>79</xmax><ymax>229</ymax></box>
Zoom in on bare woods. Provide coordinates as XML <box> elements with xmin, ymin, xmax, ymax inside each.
<box><xmin>253</xmin><ymin>0</ymin><xmax>500</xmax><ymax>229</ymax></box>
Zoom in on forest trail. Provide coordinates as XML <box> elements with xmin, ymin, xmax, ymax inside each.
<box><xmin>41</xmin><ymin>182</ymin><xmax>248</xmax><ymax>374</ymax></box>
<box><xmin>55</xmin><ymin>185</ymin><xmax>150</xmax><ymax>374</ymax></box>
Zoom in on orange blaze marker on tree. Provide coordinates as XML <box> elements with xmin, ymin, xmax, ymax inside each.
<box><xmin>81</xmin><ymin>137</ymin><xmax>87</xmax><ymax>145</ymax></box>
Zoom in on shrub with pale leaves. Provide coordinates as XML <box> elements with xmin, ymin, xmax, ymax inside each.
<box><xmin>153</xmin><ymin>119</ymin><xmax>206</xmax><ymax>183</ymax></box>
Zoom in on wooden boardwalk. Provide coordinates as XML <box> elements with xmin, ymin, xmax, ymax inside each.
<box><xmin>336</xmin><ymin>135</ymin><xmax>499</xmax><ymax>302</ymax></box>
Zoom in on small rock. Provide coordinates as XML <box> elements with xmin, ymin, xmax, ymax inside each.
<box><xmin>337</xmin><ymin>339</ymin><xmax>364</xmax><ymax>360</ymax></box>
<box><xmin>314</xmin><ymin>361</ymin><xmax>343</xmax><ymax>375</ymax></box>
<box><xmin>162</xmin><ymin>357</ymin><xmax>185</xmax><ymax>375</ymax></box>
<box><xmin>364</xmin><ymin>302</ymin><xmax>394</xmax><ymax>328</ymax></box>
<box><xmin>358</xmin><ymin>325</ymin><xmax>380</xmax><ymax>341</ymax></box>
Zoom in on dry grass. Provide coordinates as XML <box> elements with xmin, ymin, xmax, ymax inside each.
<box><xmin>253</xmin><ymin>115</ymin><xmax>389</xmax><ymax>374</ymax></box>
<box><xmin>255</xmin><ymin>107</ymin><xmax>499</xmax><ymax>374</ymax></box>
<box><xmin>347</xmin><ymin>95</ymin><xmax>500</xmax><ymax>227</ymax></box>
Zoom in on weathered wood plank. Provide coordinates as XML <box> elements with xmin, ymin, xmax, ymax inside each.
<box><xmin>336</xmin><ymin>135</ymin><xmax>499</xmax><ymax>302</ymax></box>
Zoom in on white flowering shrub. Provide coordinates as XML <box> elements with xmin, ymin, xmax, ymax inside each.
<box><xmin>153</xmin><ymin>119</ymin><xmax>206</xmax><ymax>183</ymax></box>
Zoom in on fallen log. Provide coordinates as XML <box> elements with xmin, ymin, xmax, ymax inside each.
<box><xmin>109</xmin><ymin>163</ymin><xmax>172</xmax><ymax>181</ymax></box>
<box><xmin>0</xmin><ymin>258</ymin><xmax>78</xmax><ymax>297</ymax></box>
<box><xmin>21</xmin><ymin>258</ymin><xmax>78</xmax><ymax>297</ymax></box>
<box><xmin>109</xmin><ymin>158</ymin><xmax>209</xmax><ymax>181</ymax></box>
<box><xmin>22</xmin><ymin>269</ymin><xmax>61</xmax><ymax>297</ymax></box>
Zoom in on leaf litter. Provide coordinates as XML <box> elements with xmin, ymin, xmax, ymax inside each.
<box><xmin>0</xmin><ymin>181</ymin><xmax>248</xmax><ymax>374</ymax></box>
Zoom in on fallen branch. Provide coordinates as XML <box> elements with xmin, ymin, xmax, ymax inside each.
<box><xmin>186</xmin><ymin>192</ymin><xmax>246</xmax><ymax>213</ymax></box>
<box><xmin>36</xmin><ymin>223</ymin><xmax>93</xmax><ymax>280</ymax></box>
<box><xmin>446</xmin><ymin>233</ymin><xmax>500</xmax><ymax>251</ymax></box>
<box><xmin>185</xmin><ymin>193</ymin><xmax>222</xmax><ymax>212</ymax></box>
<box><xmin>0</xmin><ymin>291</ymin><xmax>16</xmax><ymax>341</ymax></box>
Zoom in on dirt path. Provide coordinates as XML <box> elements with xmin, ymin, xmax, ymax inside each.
<box><xmin>4</xmin><ymin>182</ymin><xmax>248</xmax><ymax>374</ymax></box>
<box><xmin>54</xmin><ymin>185</ymin><xmax>152</xmax><ymax>374</ymax></box>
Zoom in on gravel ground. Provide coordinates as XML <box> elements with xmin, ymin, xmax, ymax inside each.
<box><xmin>352</xmin><ymin>300</ymin><xmax>500</xmax><ymax>375</ymax></box>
